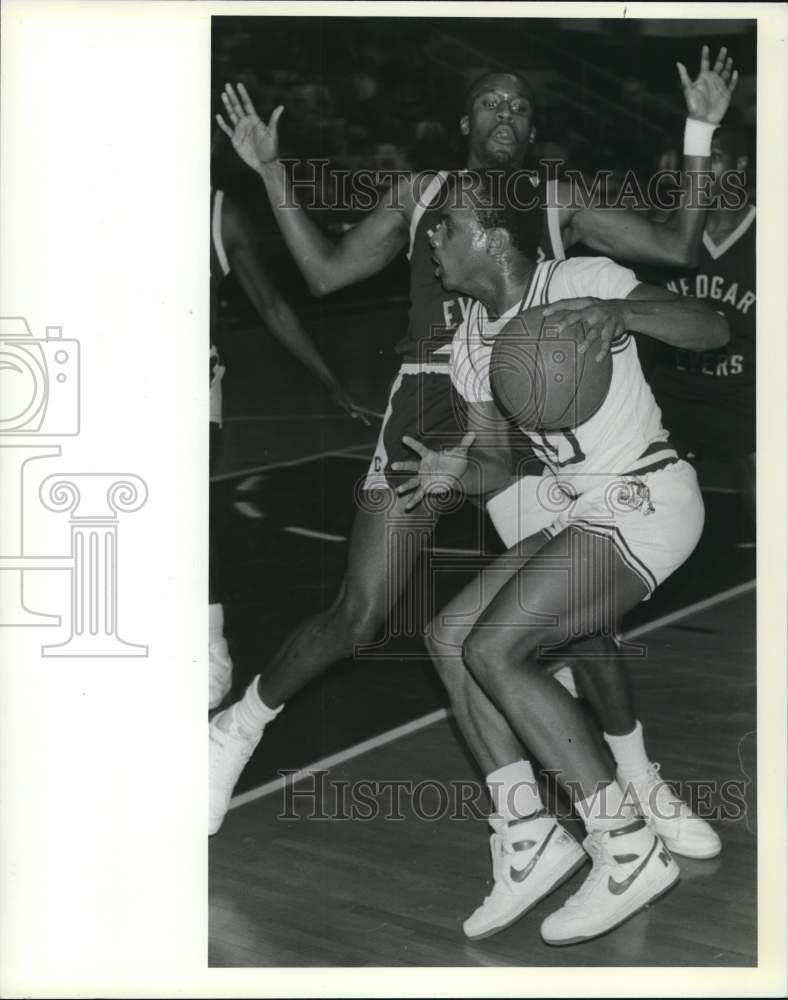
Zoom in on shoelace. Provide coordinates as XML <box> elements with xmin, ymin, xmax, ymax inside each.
<box><xmin>640</xmin><ymin>763</ymin><xmax>693</xmax><ymax>820</ymax></box>
<box><xmin>211</xmin><ymin>713</ymin><xmax>258</xmax><ymax>758</ymax></box>
<box><xmin>209</xmin><ymin>641</ymin><xmax>232</xmax><ymax>667</ymax></box>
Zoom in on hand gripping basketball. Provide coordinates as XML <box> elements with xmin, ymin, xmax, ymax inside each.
<box><xmin>542</xmin><ymin>297</ymin><xmax>627</xmax><ymax>362</ymax></box>
<box><xmin>490</xmin><ymin>304</ymin><xmax>613</xmax><ymax>433</ymax></box>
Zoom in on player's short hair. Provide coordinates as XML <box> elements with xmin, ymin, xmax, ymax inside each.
<box><xmin>464</xmin><ymin>69</ymin><xmax>537</xmax><ymax>120</ymax></box>
<box><xmin>454</xmin><ymin>169</ymin><xmax>543</xmax><ymax>258</ymax></box>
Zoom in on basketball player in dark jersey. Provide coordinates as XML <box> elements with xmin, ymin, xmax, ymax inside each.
<box><xmin>209</xmin><ymin>49</ymin><xmax>738</xmax><ymax>864</ymax></box>
<box><xmin>645</xmin><ymin>126</ymin><xmax>755</xmax><ymax>522</ymax></box>
<box><xmin>209</xmin><ymin>186</ymin><xmax>361</xmax><ymax>708</ymax></box>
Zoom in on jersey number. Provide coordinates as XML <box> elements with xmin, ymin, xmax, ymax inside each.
<box><xmin>530</xmin><ymin>429</ymin><xmax>586</xmax><ymax>468</ymax></box>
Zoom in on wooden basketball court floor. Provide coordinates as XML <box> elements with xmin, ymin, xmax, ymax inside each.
<box><xmin>209</xmin><ymin>304</ymin><xmax>757</xmax><ymax>968</ymax></box>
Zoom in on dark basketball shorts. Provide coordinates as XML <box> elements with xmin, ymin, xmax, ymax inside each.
<box><xmin>650</xmin><ymin>372</ymin><xmax>755</xmax><ymax>459</ymax></box>
<box><xmin>363</xmin><ymin>365</ymin><xmax>468</xmax><ymax>491</ymax></box>
<box><xmin>645</xmin><ymin>336</ymin><xmax>755</xmax><ymax>460</ymax></box>
<box><xmin>363</xmin><ymin>363</ymin><xmax>541</xmax><ymax>514</ymax></box>
<box><xmin>210</xmin><ymin>419</ymin><xmax>223</xmax><ymax>476</ymax></box>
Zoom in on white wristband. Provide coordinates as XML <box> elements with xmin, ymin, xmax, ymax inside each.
<box><xmin>684</xmin><ymin>118</ymin><xmax>716</xmax><ymax>157</ymax></box>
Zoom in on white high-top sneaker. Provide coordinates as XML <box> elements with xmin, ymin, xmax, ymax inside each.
<box><xmin>209</xmin><ymin>637</ymin><xmax>233</xmax><ymax>710</ymax></box>
<box><xmin>463</xmin><ymin>813</ymin><xmax>587</xmax><ymax>941</ymax></box>
<box><xmin>620</xmin><ymin>763</ymin><xmax>722</xmax><ymax>859</ymax></box>
<box><xmin>208</xmin><ymin>704</ymin><xmax>261</xmax><ymax>835</ymax></box>
<box><xmin>540</xmin><ymin>818</ymin><xmax>679</xmax><ymax>946</ymax></box>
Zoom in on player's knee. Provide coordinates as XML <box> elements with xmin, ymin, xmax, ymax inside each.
<box><xmin>463</xmin><ymin>629</ymin><xmax>542</xmax><ymax>693</ymax></box>
<box><xmin>422</xmin><ymin>615</ymin><xmax>458</xmax><ymax>655</ymax></box>
<box><xmin>329</xmin><ymin>590</ymin><xmax>382</xmax><ymax>649</ymax></box>
<box><xmin>423</xmin><ymin>622</ymin><xmax>464</xmax><ymax>687</ymax></box>
<box><xmin>461</xmin><ymin>631</ymin><xmax>505</xmax><ymax>689</ymax></box>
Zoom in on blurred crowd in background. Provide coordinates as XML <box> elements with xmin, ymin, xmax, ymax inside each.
<box><xmin>211</xmin><ymin>17</ymin><xmax>756</xmax><ymax>295</ymax></box>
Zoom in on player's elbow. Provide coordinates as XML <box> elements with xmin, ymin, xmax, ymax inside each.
<box><xmin>649</xmin><ymin>225</ymin><xmax>697</xmax><ymax>270</ymax></box>
<box><xmin>305</xmin><ymin>274</ymin><xmax>332</xmax><ymax>297</ymax></box>
<box><xmin>676</xmin><ymin>246</ymin><xmax>699</xmax><ymax>270</ymax></box>
<box><xmin>303</xmin><ymin>251</ymin><xmax>349</xmax><ymax>297</ymax></box>
<box><xmin>711</xmin><ymin>315</ymin><xmax>731</xmax><ymax>348</ymax></box>
<box><xmin>669</xmin><ymin>236</ymin><xmax>698</xmax><ymax>271</ymax></box>
<box><xmin>695</xmin><ymin>310</ymin><xmax>730</xmax><ymax>350</ymax></box>
<box><xmin>305</xmin><ymin>269</ymin><xmax>344</xmax><ymax>298</ymax></box>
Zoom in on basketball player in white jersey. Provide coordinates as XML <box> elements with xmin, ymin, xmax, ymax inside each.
<box><xmin>209</xmin><ymin>185</ymin><xmax>362</xmax><ymax>708</ymax></box>
<box><xmin>394</xmin><ymin>171</ymin><xmax>729</xmax><ymax>944</ymax></box>
<box><xmin>208</xmin><ymin>49</ymin><xmax>738</xmax><ymax>861</ymax></box>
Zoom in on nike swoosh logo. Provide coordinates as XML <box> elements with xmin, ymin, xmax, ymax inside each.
<box><xmin>510</xmin><ymin>824</ymin><xmax>557</xmax><ymax>883</ymax></box>
<box><xmin>608</xmin><ymin>840</ymin><xmax>658</xmax><ymax>896</ymax></box>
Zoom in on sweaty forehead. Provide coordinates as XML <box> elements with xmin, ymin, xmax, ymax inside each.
<box><xmin>469</xmin><ymin>73</ymin><xmax>532</xmax><ymax>105</ymax></box>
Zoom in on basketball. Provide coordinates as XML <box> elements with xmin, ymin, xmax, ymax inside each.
<box><xmin>489</xmin><ymin>304</ymin><xmax>612</xmax><ymax>432</ymax></box>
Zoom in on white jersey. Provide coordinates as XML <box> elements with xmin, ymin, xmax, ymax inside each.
<box><xmin>450</xmin><ymin>257</ymin><xmax>677</xmax><ymax>494</ymax></box>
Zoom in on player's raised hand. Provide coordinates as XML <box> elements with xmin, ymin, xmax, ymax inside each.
<box><xmin>392</xmin><ymin>433</ymin><xmax>475</xmax><ymax>512</ymax></box>
<box><xmin>543</xmin><ymin>297</ymin><xmax>624</xmax><ymax>362</ymax></box>
<box><xmin>677</xmin><ymin>45</ymin><xmax>739</xmax><ymax>125</ymax></box>
<box><xmin>216</xmin><ymin>83</ymin><xmax>283</xmax><ymax>173</ymax></box>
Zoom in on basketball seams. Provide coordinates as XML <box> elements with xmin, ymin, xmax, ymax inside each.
<box><xmin>546</xmin><ymin>258</ymin><xmax>618</xmax><ymax>429</ymax></box>
<box><xmin>550</xmin><ymin>335</ymin><xmax>588</xmax><ymax>430</ymax></box>
<box><xmin>531</xmin><ymin>263</ymin><xmax>551</xmax><ymax>425</ymax></box>
<box><xmin>490</xmin><ymin>299</ymin><xmax>612</xmax><ymax>432</ymax></box>
<box><xmin>540</xmin><ymin>265</ymin><xmax>578</xmax><ymax>430</ymax></box>
<box><xmin>540</xmin><ymin>259</ymin><xmax>589</xmax><ymax>431</ymax></box>
<box><xmin>472</xmin><ymin>261</ymin><xmax>551</xmax><ymax>412</ymax></box>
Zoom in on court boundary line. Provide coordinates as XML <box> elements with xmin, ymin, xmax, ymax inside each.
<box><xmin>229</xmin><ymin>709</ymin><xmax>449</xmax><ymax>809</ymax></box>
<box><xmin>227</xmin><ymin>577</ymin><xmax>756</xmax><ymax>812</ymax></box>
<box><xmin>210</xmin><ymin>442</ymin><xmax>373</xmax><ymax>483</ymax></box>
<box><xmin>282</xmin><ymin>526</ymin><xmax>347</xmax><ymax>543</ymax></box>
<box><xmin>223</xmin><ymin>414</ymin><xmax>363</xmax><ymax>423</ymax></box>
<box><xmin>224</xmin><ymin>408</ymin><xmax>384</xmax><ymax>423</ymax></box>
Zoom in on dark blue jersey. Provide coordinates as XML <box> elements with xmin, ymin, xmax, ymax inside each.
<box><xmin>644</xmin><ymin>206</ymin><xmax>756</xmax><ymax>457</ymax></box>
<box><xmin>662</xmin><ymin>206</ymin><xmax>755</xmax><ymax>384</ymax></box>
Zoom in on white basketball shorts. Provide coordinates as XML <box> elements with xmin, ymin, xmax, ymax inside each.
<box><xmin>488</xmin><ymin>460</ymin><xmax>704</xmax><ymax>597</ymax></box>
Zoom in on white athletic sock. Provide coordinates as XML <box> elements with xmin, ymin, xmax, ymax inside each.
<box><xmin>209</xmin><ymin>603</ymin><xmax>224</xmax><ymax>646</ymax></box>
<box><xmin>217</xmin><ymin>676</ymin><xmax>283</xmax><ymax>737</ymax></box>
<box><xmin>604</xmin><ymin>721</ymin><xmax>651</xmax><ymax>782</ymax></box>
<box><xmin>577</xmin><ymin>781</ymin><xmax>639</xmax><ymax>834</ymax></box>
<box><xmin>486</xmin><ymin>759</ymin><xmax>543</xmax><ymax>824</ymax></box>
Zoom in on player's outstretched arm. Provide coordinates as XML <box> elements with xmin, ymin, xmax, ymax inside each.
<box><xmin>622</xmin><ymin>282</ymin><xmax>730</xmax><ymax>349</ymax></box>
<box><xmin>222</xmin><ymin>195</ymin><xmax>367</xmax><ymax>422</ymax></box>
<box><xmin>560</xmin><ymin>45</ymin><xmax>738</xmax><ymax>267</ymax></box>
<box><xmin>544</xmin><ymin>284</ymin><xmax>729</xmax><ymax>355</ymax></box>
<box><xmin>217</xmin><ymin>83</ymin><xmax>410</xmax><ymax>296</ymax></box>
